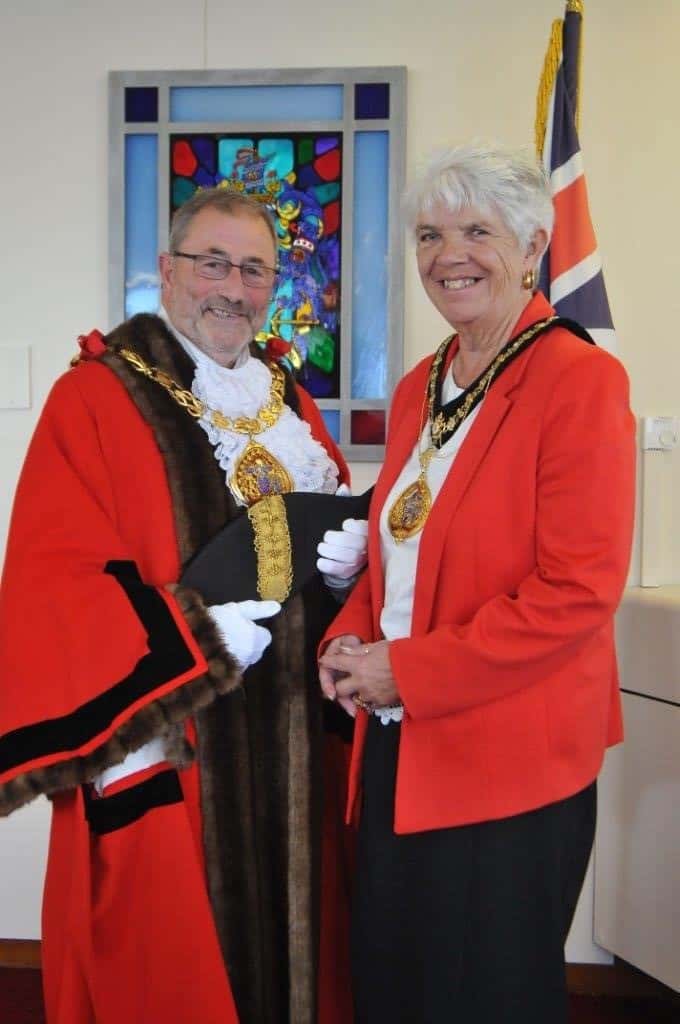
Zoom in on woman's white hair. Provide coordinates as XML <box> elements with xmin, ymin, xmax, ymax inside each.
<box><xmin>402</xmin><ymin>141</ymin><xmax>554</xmax><ymax>251</ymax></box>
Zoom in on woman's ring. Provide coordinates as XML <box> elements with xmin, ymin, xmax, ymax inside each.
<box><xmin>352</xmin><ymin>694</ymin><xmax>374</xmax><ymax>712</ymax></box>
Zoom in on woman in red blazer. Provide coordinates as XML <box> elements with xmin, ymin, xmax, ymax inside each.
<box><xmin>319</xmin><ymin>142</ymin><xmax>636</xmax><ymax>1023</ymax></box>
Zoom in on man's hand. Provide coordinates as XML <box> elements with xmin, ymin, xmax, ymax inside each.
<box><xmin>317</xmin><ymin>518</ymin><xmax>369</xmax><ymax>585</ymax></box>
<box><xmin>208</xmin><ymin>599</ymin><xmax>281</xmax><ymax>671</ymax></box>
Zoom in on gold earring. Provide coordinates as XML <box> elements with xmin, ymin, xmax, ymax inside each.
<box><xmin>522</xmin><ymin>268</ymin><xmax>536</xmax><ymax>291</ymax></box>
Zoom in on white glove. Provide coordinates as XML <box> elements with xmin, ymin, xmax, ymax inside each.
<box><xmin>208</xmin><ymin>599</ymin><xmax>281</xmax><ymax>671</ymax></box>
<box><xmin>317</xmin><ymin>518</ymin><xmax>369</xmax><ymax>585</ymax></box>
<box><xmin>335</xmin><ymin>483</ymin><xmax>352</xmax><ymax>497</ymax></box>
<box><xmin>93</xmin><ymin>736</ymin><xmax>166</xmax><ymax>796</ymax></box>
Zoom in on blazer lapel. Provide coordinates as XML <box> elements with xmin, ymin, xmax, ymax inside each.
<box><xmin>373</xmin><ymin>292</ymin><xmax>556</xmax><ymax>638</ymax></box>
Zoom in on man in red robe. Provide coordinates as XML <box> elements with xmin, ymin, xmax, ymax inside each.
<box><xmin>0</xmin><ymin>188</ymin><xmax>364</xmax><ymax>1024</ymax></box>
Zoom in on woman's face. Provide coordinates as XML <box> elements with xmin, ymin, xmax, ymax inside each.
<box><xmin>415</xmin><ymin>201</ymin><xmax>542</xmax><ymax>332</ymax></box>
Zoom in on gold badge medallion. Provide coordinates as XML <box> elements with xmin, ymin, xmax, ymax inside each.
<box><xmin>230</xmin><ymin>440</ymin><xmax>293</xmax><ymax>507</ymax></box>
<box><xmin>387</xmin><ymin>474</ymin><xmax>432</xmax><ymax>543</ymax></box>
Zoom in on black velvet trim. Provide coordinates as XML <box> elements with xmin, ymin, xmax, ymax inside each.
<box><xmin>550</xmin><ymin>316</ymin><xmax>596</xmax><ymax>346</ymax></box>
<box><xmin>83</xmin><ymin>768</ymin><xmax>183</xmax><ymax>835</ymax></box>
<box><xmin>0</xmin><ymin>560</ymin><xmax>196</xmax><ymax>775</ymax></box>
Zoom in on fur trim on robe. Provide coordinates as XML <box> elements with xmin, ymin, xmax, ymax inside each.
<box><xmin>102</xmin><ymin>315</ymin><xmax>341</xmax><ymax>1024</ymax></box>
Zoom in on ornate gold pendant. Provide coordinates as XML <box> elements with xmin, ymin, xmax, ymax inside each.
<box><xmin>387</xmin><ymin>473</ymin><xmax>432</xmax><ymax>542</ymax></box>
<box><xmin>230</xmin><ymin>440</ymin><xmax>293</xmax><ymax>507</ymax></box>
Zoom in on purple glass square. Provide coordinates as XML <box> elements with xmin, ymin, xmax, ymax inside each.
<box><xmin>125</xmin><ymin>87</ymin><xmax>158</xmax><ymax>123</ymax></box>
<box><xmin>354</xmin><ymin>83</ymin><xmax>390</xmax><ymax>120</ymax></box>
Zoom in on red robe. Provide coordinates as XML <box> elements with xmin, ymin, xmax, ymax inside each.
<box><xmin>0</xmin><ymin>315</ymin><xmax>353</xmax><ymax>1024</ymax></box>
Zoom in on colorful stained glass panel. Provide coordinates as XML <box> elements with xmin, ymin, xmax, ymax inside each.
<box><xmin>169</xmin><ymin>132</ymin><xmax>343</xmax><ymax>399</ymax></box>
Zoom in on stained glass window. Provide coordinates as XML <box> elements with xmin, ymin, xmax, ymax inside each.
<box><xmin>110</xmin><ymin>68</ymin><xmax>406</xmax><ymax>459</ymax></box>
<box><xmin>170</xmin><ymin>132</ymin><xmax>342</xmax><ymax>398</ymax></box>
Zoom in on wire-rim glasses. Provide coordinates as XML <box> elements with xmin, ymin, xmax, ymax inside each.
<box><xmin>172</xmin><ymin>251</ymin><xmax>278</xmax><ymax>289</ymax></box>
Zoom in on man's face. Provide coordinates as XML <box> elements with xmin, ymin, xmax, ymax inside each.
<box><xmin>159</xmin><ymin>207</ymin><xmax>277</xmax><ymax>367</ymax></box>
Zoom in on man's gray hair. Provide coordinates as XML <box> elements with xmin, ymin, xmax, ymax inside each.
<box><xmin>168</xmin><ymin>187</ymin><xmax>278</xmax><ymax>255</ymax></box>
<box><xmin>402</xmin><ymin>142</ymin><xmax>554</xmax><ymax>250</ymax></box>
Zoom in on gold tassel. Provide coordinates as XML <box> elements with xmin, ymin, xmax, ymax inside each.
<box><xmin>574</xmin><ymin>1</ymin><xmax>584</xmax><ymax>136</ymax></box>
<box><xmin>534</xmin><ymin>18</ymin><xmax>563</xmax><ymax>159</ymax></box>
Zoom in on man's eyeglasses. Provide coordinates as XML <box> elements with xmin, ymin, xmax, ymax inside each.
<box><xmin>172</xmin><ymin>251</ymin><xmax>278</xmax><ymax>289</ymax></box>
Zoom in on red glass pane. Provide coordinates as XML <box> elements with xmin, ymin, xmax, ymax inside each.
<box><xmin>351</xmin><ymin>410</ymin><xmax>385</xmax><ymax>445</ymax></box>
<box><xmin>172</xmin><ymin>140</ymin><xmax>198</xmax><ymax>176</ymax></box>
<box><xmin>314</xmin><ymin>148</ymin><xmax>340</xmax><ymax>182</ymax></box>
<box><xmin>323</xmin><ymin>200</ymin><xmax>340</xmax><ymax>236</ymax></box>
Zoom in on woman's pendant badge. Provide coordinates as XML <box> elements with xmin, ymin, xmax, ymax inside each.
<box><xmin>230</xmin><ymin>440</ymin><xmax>293</xmax><ymax>507</ymax></box>
<box><xmin>387</xmin><ymin>472</ymin><xmax>432</xmax><ymax>543</ymax></box>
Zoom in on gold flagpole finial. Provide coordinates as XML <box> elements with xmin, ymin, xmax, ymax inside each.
<box><xmin>566</xmin><ymin>0</ymin><xmax>584</xmax><ymax>13</ymax></box>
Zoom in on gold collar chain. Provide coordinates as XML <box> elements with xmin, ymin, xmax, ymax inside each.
<box><xmin>118</xmin><ymin>347</ymin><xmax>286</xmax><ymax>435</ymax></box>
<box><xmin>428</xmin><ymin>317</ymin><xmax>556</xmax><ymax>447</ymax></box>
<box><xmin>387</xmin><ymin>316</ymin><xmax>556</xmax><ymax>543</ymax></box>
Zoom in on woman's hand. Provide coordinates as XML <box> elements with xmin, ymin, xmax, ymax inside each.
<box><xmin>319</xmin><ymin>639</ymin><xmax>399</xmax><ymax>710</ymax></box>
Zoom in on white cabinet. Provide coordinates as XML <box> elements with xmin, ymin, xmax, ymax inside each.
<box><xmin>594</xmin><ymin>588</ymin><xmax>680</xmax><ymax>992</ymax></box>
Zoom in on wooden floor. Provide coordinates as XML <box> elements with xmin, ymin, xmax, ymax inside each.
<box><xmin>1</xmin><ymin>969</ymin><xmax>678</xmax><ymax>1024</ymax></box>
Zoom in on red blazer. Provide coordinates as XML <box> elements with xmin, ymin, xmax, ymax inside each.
<box><xmin>326</xmin><ymin>294</ymin><xmax>636</xmax><ymax>833</ymax></box>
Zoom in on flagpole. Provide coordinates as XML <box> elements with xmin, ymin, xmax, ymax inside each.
<box><xmin>567</xmin><ymin>2</ymin><xmax>584</xmax><ymax>138</ymax></box>
<box><xmin>533</xmin><ymin>0</ymin><xmax>616</xmax><ymax>353</ymax></box>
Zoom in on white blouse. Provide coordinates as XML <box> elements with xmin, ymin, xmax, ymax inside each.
<box><xmin>379</xmin><ymin>374</ymin><xmax>483</xmax><ymax>642</ymax></box>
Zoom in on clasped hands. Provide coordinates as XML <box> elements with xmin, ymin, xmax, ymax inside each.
<box><xmin>319</xmin><ymin>635</ymin><xmax>399</xmax><ymax>717</ymax></box>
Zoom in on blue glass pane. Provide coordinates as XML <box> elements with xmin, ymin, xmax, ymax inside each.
<box><xmin>352</xmin><ymin>132</ymin><xmax>388</xmax><ymax>399</ymax></box>
<box><xmin>193</xmin><ymin>137</ymin><xmax>216</xmax><ymax>174</ymax></box>
<box><xmin>316</xmin><ymin>137</ymin><xmax>338</xmax><ymax>155</ymax></box>
<box><xmin>125</xmin><ymin>86</ymin><xmax>158</xmax><ymax>123</ymax></box>
<box><xmin>321</xmin><ymin>409</ymin><xmax>340</xmax><ymax>443</ymax></box>
<box><xmin>217</xmin><ymin>138</ymin><xmax>253</xmax><ymax>177</ymax></box>
<box><xmin>257</xmin><ymin>137</ymin><xmax>294</xmax><ymax>179</ymax></box>
<box><xmin>354</xmin><ymin>83</ymin><xmax>390</xmax><ymax>120</ymax></box>
<box><xmin>170</xmin><ymin>85</ymin><xmax>343</xmax><ymax>123</ymax></box>
<box><xmin>125</xmin><ymin>134</ymin><xmax>159</xmax><ymax>317</ymax></box>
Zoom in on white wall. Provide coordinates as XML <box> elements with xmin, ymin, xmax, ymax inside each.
<box><xmin>1</xmin><ymin>0</ymin><xmax>678</xmax><ymax>955</ymax></box>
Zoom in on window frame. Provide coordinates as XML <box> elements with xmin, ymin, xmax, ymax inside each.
<box><xmin>109</xmin><ymin>66</ymin><xmax>406</xmax><ymax>461</ymax></box>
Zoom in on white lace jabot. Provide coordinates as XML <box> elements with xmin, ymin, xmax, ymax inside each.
<box><xmin>160</xmin><ymin>310</ymin><xmax>340</xmax><ymax>503</ymax></box>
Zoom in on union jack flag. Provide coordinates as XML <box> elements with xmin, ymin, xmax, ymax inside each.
<box><xmin>535</xmin><ymin>0</ymin><xmax>616</xmax><ymax>352</ymax></box>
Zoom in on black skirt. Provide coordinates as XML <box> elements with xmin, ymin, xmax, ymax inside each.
<box><xmin>351</xmin><ymin>715</ymin><xmax>596</xmax><ymax>1024</ymax></box>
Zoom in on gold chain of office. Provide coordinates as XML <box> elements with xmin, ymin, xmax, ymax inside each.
<box><xmin>118</xmin><ymin>347</ymin><xmax>286</xmax><ymax>435</ymax></box>
<box><xmin>427</xmin><ymin>316</ymin><xmax>557</xmax><ymax>448</ymax></box>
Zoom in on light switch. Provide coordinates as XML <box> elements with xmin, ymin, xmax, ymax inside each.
<box><xmin>641</xmin><ymin>416</ymin><xmax>679</xmax><ymax>452</ymax></box>
<box><xmin>0</xmin><ymin>346</ymin><xmax>31</xmax><ymax>410</ymax></box>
